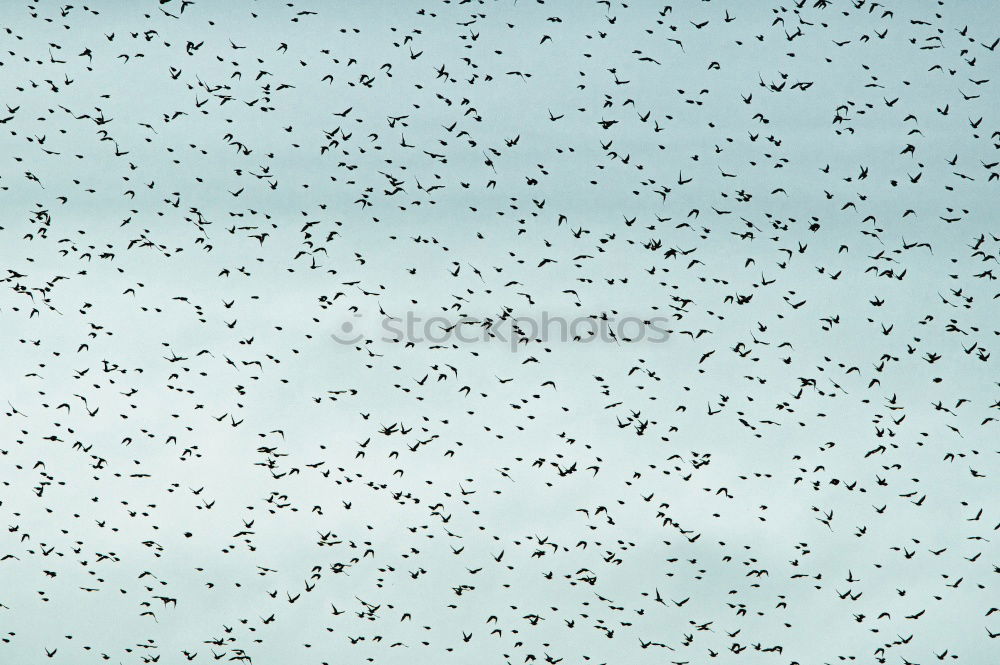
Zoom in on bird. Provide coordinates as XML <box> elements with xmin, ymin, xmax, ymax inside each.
<box><xmin>0</xmin><ymin>2</ymin><xmax>994</xmax><ymax>664</ymax></box>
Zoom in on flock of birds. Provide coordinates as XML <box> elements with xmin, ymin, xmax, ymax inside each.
<box><xmin>1</xmin><ymin>0</ymin><xmax>998</xmax><ymax>663</ymax></box>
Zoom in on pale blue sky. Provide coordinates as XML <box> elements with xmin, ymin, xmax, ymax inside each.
<box><xmin>1</xmin><ymin>1</ymin><xmax>998</xmax><ymax>663</ymax></box>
